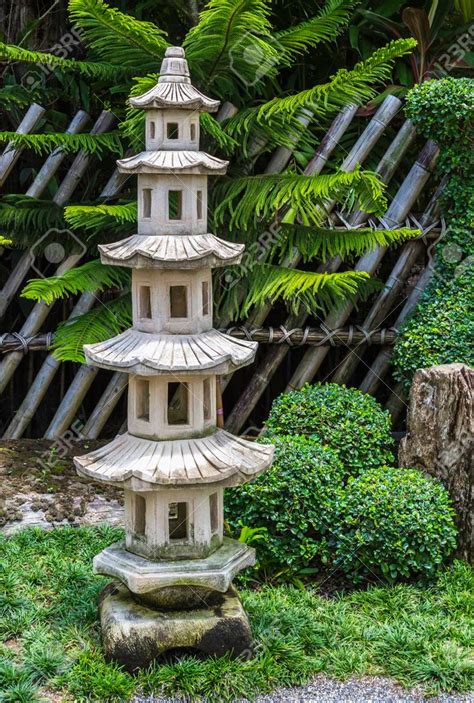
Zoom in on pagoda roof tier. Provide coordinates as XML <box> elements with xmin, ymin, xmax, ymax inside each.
<box><xmin>84</xmin><ymin>329</ymin><xmax>257</xmax><ymax>375</ymax></box>
<box><xmin>99</xmin><ymin>233</ymin><xmax>244</xmax><ymax>269</ymax></box>
<box><xmin>117</xmin><ymin>150</ymin><xmax>228</xmax><ymax>175</ymax></box>
<box><xmin>74</xmin><ymin>430</ymin><xmax>274</xmax><ymax>489</ymax></box>
<box><xmin>129</xmin><ymin>79</ymin><xmax>220</xmax><ymax>113</ymax></box>
<box><xmin>129</xmin><ymin>47</ymin><xmax>219</xmax><ymax>113</ymax></box>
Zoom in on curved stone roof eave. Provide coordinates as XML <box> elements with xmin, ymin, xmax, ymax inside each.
<box><xmin>74</xmin><ymin>430</ymin><xmax>274</xmax><ymax>489</ymax></box>
<box><xmin>129</xmin><ymin>82</ymin><xmax>220</xmax><ymax>113</ymax></box>
<box><xmin>98</xmin><ymin>233</ymin><xmax>244</xmax><ymax>269</ymax></box>
<box><xmin>117</xmin><ymin>150</ymin><xmax>228</xmax><ymax>175</ymax></box>
<box><xmin>84</xmin><ymin>328</ymin><xmax>257</xmax><ymax>375</ymax></box>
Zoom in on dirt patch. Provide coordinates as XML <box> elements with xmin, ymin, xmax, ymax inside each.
<box><xmin>0</xmin><ymin>439</ymin><xmax>123</xmax><ymax>533</ymax></box>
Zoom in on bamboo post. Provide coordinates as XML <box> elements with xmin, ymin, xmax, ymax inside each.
<box><xmin>3</xmin><ymin>291</ymin><xmax>96</xmax><ymax>438</ymax></box>
<box><xmin>330</xmin><ymin>239</ymin><xmax>424</xmax><ymax>384</ymax></box>
<box><xmin>81</xmin><ymin>370</ymin><xmax>128</xmax><ymax>438</ymax></box>
<box><xmin>284</xmin><ymin>140</ymin><xmax>439</xmax><ymax>392</ymax></box>
<box><xmin>26</xmin><ymin>110</ymin><xmax>90</xmax><ymax>197</ymax></box>
<box><xmin>0</xmin><ymin>253</ymin><xmax>84</xmax><ymax>395</ymax></box>
<box><xmin>0</xmin><ymin>103</ymin><xmax>46</xmax><ymax>186</ymax></box>
<box><xmin>224</xmin><ymin>98</ymin><xmax>404</xmax><ymax>433</ymax></box>
<box><xmin>53</xmin><ymin>110</ymin><xmax>116</xmax><ymax>204</ymax></box>
<box><xmin>44</xmin><ymin>364</ymin><xmax>98</xmax><ymax>439</ymax></box>
<box><xmin>385</xmin><ymin>381</ymin><xmax>407</xmax><ymax>422</ymax></box>
<box><xmin>0</xmin><ymin>112</ymin><xmax>115</xmax><ymax>399</ymax></box>
<box><xmin>359</xmin><ymin>263</ymin><xmax>436</xmax><ymax>395</ymax></box>
<box><xmin>0</xmin><ymin>111</ymin><xmax>92</xmax><ymax>320</ymax></box>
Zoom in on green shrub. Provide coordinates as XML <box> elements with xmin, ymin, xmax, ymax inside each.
<box><xmin>333</xmin><ymin>467</ymin><xmax>457</xmax><ymax>582</ymax></box>
<box><xmin>264</xmin><ymin>382</ymin><xmax>394</xmax><ymax>476</ymax></box>
<box><xmin>393</xmin><ymin>272</ymin><xmax>474</xmax><ymax>392</ymax></box>
<box><xmin>226</xmin><ymin>435</ymin><xmax>345</xmax><ymax>576</ymax></box>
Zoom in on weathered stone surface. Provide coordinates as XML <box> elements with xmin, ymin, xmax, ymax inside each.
<box><xmin>399</xmin><ymin>363</ymin><xmax>473</xmax><ymax>562</ymax></box>
<box><xmin>93</xmin><ymin>538</ymin><xmax>256</xmax><ymax>595</ymax></box>
<box><xmin>99</xmin><ymin>581</ymin><xmax>252</xmax><ymax>670</ymax></box>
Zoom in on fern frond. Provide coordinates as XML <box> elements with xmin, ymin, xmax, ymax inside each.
<box><xmin>69</xmin><ymin>0</ymin><xmax>168</xmax><ymax>71</ymax></box>
<box><xmin>64</xmin><ymin>203</ymin><xmax>137</xmax><ymax>232</ymax></box>
<box><xmin>184</xmin><ymin>0</ymin><xmax>279</xmax><ymax>97</ymax></box>
<box><xmin>0</xmin><ymin>131</ymin><xmax>123</xmax><ymax>156</ymax></box>
<box><xmin>200</xmin><ymin>112</ymin><xmax>238</xmax><ymax>155</ymax></box>
<box><xmin>277</xmin><ymin>224</ymin><xmax>420</xmax><ymax>262</ymax></box>
<box><xmin>223</xmin><ymin>107</ymin><xmax>316</xmax><ymax>158</ymax></box>
<box><xmin>243</xmin><ymin>265</ymin><xmax>379</xmax><ymax>314</ymax></box>
<box><xmin>214</xmin><ymin>169</ymin><xmax>386</xmax><ymax>231</ymax></box>
<box><xmin>276</xmin><ymin>0</ymin><xmax>357</xmax><ymax>59</ymax></box>
<box><xmin>258</xmin><ymin>38</ymin><xmax>417</xmax><ymax>118</ymax></box>
<box><xmin>0</xmin><ymin>196</ymin><xmax>65</xmax><ymax>233</ymax></box>
<box><xmin>0</xmin><ymin>42</ymin><xmax>126</xmax><ymax>80</ymax></box>
<box><xmin>21</xmin><ymin>259</ymin><xmax>130</xmax><ymax>304</ymax></box>
<box><xmin>0</xmin><ymin>84</ymin><xmax>41</xmax><ymax>109</ymax></box>
<box><xmin>52</xmin><ymin>293</ymin><xmax>131</xmax><ymax>362</ymax></box>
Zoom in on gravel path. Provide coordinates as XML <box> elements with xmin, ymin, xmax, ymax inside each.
<box><xmin>133</xmin><ymin>676</ymin><xmax>473</xmax><ymax>703</ymax></box>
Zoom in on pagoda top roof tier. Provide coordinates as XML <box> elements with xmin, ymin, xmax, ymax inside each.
<box><xmin>74</xmin><ymin>429</ymin><xmax>274</xmax><ymax>489</ymax></box>
<box><xmin>130</xmin><ymin>47</ymin><xmax>220</xmax><ymax>112</ymax></box>
<box><xmin>99</xmin><ymin>234</ymin><xmax>244</xmax><ymax>269</ymax></box>
<box><xmin>117</xmin><ymin>150</ymin><xmax>228</xmax><ymax>175</ymax></box>
<box><xmin>84</xmin><ymin>329</ymin><xmax>256</xmax><ymax>376</ymax></box>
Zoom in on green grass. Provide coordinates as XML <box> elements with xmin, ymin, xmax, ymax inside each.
<box><xmin>0</xmin><ymin>527</ymin><xmax>473</xmax><ymax>702</ymax></box>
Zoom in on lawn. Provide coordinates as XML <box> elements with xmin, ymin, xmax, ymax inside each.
<box><xmin>0</xmin><ymin>526</ymin><xmax>472</xmax><ymax>702</ymax></box>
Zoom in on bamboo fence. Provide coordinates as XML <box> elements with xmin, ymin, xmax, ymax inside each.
<box><xmin>0</xmin><ymin>97</ymin><xmax>443</xmax><ymax>439</ymax></box>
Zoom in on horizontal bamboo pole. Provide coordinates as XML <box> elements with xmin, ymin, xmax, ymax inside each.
<box><xmin>0</xmin><ymin>103</ymin><xmax>46</xmax><ymax>186</ymax></box>
<box><xmin>224</xmin><ymin>326</ymin><xmax>398</xmax><ymax>346</ymax></box>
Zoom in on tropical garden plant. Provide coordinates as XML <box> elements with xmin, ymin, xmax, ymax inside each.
<box><xmin>0</xmin><ymin>0</ymin><xmax>420</xmax><ymax>361</ymax></box>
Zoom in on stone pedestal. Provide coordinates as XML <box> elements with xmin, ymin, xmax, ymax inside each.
<box><xmin>99</xmin><ymin>582</ymin><xmax>252</xmax><ymax>670</ymax></box>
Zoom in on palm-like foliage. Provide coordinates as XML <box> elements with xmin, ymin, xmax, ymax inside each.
<box><xmin>0</xmin><ymin>0</ymin><xmax>420</xmax><ymax>361</ymax></box>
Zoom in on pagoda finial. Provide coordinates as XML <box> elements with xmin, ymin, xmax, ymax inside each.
<box><xmin>158</xmin><ymin>46</ymin><xmax>191</xmax><ymax>85</ymax></box>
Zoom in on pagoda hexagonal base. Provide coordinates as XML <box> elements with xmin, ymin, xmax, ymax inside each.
<box><xmin>99</xmin><ymin>581</ymin><xmax>252</xmax><ymax>671</ymax></box>
<box><xmin>93</xmin><ymin>538</ymin><xmax>255</xmax><ymax>597</ymax></box>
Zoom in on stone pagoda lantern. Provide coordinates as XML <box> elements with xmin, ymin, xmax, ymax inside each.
<box><xmin>74</xmin><ymin>46</ymin><xmax>273</xmax><ymax>668</ymax></box>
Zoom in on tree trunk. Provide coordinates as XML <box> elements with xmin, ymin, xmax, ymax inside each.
<box><xmin>399</xmin><ymin>364</ymin><xmax>473</xmax><ymax>563</ymax></box>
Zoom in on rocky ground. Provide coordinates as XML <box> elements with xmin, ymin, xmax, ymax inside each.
<box><xmin>0</xmin><ymin>439</ymin><xmax>123</xmax><ymax>533</ymax></box>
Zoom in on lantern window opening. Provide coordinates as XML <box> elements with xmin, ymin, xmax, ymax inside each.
<box><xmin>168</xmin><ymin>502</ymin><xmax>188</xmax><ymax>540</ymax></box>
<box><xmin>168</xmin><ymin>190</ymin><xmax>182</xmax><ymax>220</ymax></box>
<box><xmin>136</xmin><ymin>378</ymin><xmax>150</xmax><ymax>422</ymax></box>
<box><xmin>149</xmin><ymin>121</ymin><xmax>156</xmax><ymax>139</ymax></box>
<box><xmin>209</xmin><ymin>492</ymin><xmax>218</xmax><ymax>535</ymax></box>
<box><xmin>203</xmin><ymin>377</ymin><xmax>212</xmax><ymax>421</ymax></box>
<box><xmin>190</xmin><ymin>122</ymin><xmax>196</xmax><ymax>141</ymax></box>
<box><xmin>169</xmin><ymin>284</ymin><xmax>188</xmax><ymax>318</ymax></box>
<box><xmin>142</xmin><ymin>188</ymin><xmax>152</xmax><ymax>218</ymax></box>
<box><xmin>201</xmin><ymin>279</ymin><xmax>210</xmax><ymax>316</ymax></box>
<box><xmin>166</xmin><ymin>122</ymin><xmax>179</xmax><ymax>139</ymax></box>
<box><xmin>167</xmin><ymin>382</ymin><xmax>189</xmax><ymax>425</ymax></box>
<box><xmin>134</xmin><ymin>495</ymin><xmax>146</xmax><ymax>535</ymax></box>
<box><xmin>138</xmin><ymin>285</ymin><xmax>152</xmax><ymax>319</ymax></box>
<box><xmin>196</xmin><ymin>190</ymin><xmax>203</xmax><ymax>220</ymax></box>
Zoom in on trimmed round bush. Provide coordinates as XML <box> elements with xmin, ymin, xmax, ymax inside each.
<box><xmin>225</xmin><ymin>435</ymin><xmax>345</xmax><ymax>575</ymax></box>
<box><xmin>332</xmin><ymin>467</ymin><xmax>457</xmax><ymax>582</ymax></box>
<box><xmin>265</xmin><ymin>382</ymin><xmax>394</xmax><ymax>477</ymax></box>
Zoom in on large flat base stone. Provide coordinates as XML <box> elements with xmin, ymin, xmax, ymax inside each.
<box><xmin>99</xmin><ymin>581</ymin><xmax>252</xmax><ymax>670</ymax></box>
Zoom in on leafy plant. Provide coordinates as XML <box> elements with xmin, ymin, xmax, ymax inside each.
<box><xmin>332</xmin><ymin>466</ymin><xmax>457</xmax><ymax>582</ymax></box>
<box><xmin>0</xmin><ymin>0</ymin><xmax>419</xmax><ymax>357</ymax></box>
<box><xmin>226</xmin><ymin>435</ymin><xmax>346</xmax><ymax>576</ymax></box>
<box><xmin>264</xmin><ymin>382</ymin><xmax>394</xmax><ymax>476</ymax></box>
<box><xmin>393</xmin><ymin>272</ymin><xmax>474</xmax><ymax>392</ymax></box>
<box><xmin>393</xmin><ymin>78</ymin><xmax>474</xmax><ymax>388</ymax></box>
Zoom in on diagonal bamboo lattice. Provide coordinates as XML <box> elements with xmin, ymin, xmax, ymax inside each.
<box><xmin>0</xmin><ymin>97</ymin><xmax>442</xmax><ymax>439</ymax></box>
